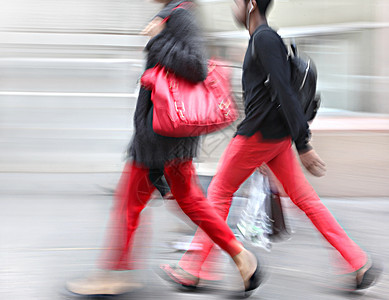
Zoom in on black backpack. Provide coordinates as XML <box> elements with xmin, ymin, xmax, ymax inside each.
<box><xmin>288</xmin><ymin>44</ymin><xmax>321</xmax><ymax>122</ymax></box>
<box><xmin>252</xmin><ymin>36</ymin><xmax>321</xmax><ymax>122</ymax></box>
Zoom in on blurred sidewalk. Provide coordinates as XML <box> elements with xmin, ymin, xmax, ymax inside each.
<box><xmin>0</xmin><ymin>172</ymin><xmax>388</xmax><ymax>300</ymax></box>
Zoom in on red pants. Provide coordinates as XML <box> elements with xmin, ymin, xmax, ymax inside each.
<box><xmin>100</xmin><ymin>159</ymin><xmax>242</xmax><ymax>270</ymax></box>
<box><xmin>179</xmin><ymin>133</ymin><xmax>367</xmax><ymax>278</ymax></box>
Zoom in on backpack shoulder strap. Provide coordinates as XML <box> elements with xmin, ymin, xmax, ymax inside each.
<box><xmin>250</xmin><ymin>27</ymin><xmax>280</xmax><ymax>101</ymax></box>
<box><xmin>251</xmin><ymin>27</ymin><xmax>275</xmax><ymax>62</ymax></box>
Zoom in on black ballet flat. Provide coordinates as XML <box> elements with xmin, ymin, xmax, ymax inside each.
<box><xmin>243</xmin><ymin>256</ymin><xmax>265</xmax><ymax>298</ymax></box>
<box><xmin>356</xmin><ymin>260</ymin><xmax>383</xmax><ymax>290</ymax></box>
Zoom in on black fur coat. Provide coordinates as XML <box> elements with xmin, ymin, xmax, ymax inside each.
<box><xmin>128</xmin><ymin>0</ymin><xmax>208</xmax><ymax>169</ymax></box>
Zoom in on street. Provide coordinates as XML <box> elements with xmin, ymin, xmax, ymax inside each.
<box><xmin>0</xmin><ymin>172</ymin><xmax>388</xmax><ymax>299</ymax></box>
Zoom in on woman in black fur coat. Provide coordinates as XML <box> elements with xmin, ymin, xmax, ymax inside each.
<box><xmin>66</xmin><ymin>0</ymin><xmax>262</xmax><ymax>297</ymax></box>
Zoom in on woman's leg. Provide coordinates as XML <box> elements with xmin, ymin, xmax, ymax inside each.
<box><xmin>164</xmin><ymin>158</ymin><xmax>261</xmax><ymax>293</ymax></box>
<box><xmin>100</xmin><ymin>161</ymin><xmax>156</xmax><ymax>270</ymax></box>
<box><xmin>164</xmin><ymin>159</ymin><xmax>243</xmax><ymax>257</ymax></box>
<box><xmin>67</xmin><ymin>161</ymin><xmax>156</xmax><ymax>296</ymax></box>
<box><xmin>267</xmin><ymin>145</ymin><xmax>367</xmax><ymax>272</ymax></box>
<box><xmin>178</xmin><ymin>135</ymin><xmax>290</xmax><ymax>279</ymax></box>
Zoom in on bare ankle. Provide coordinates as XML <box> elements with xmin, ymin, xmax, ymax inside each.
<box><xmin>232</xmin><ymin>248</ymin><xmax>246</xmax><ymax>267</ymax></box>
<box><xmin>356</xmin><ymin>258</ymin><xmax>372</xmax><ymax>284</ymax></box>
<box><xmin>233</xmin><ymin>249</ymin><xmax>257</xmax><ymax>282</ymax></box>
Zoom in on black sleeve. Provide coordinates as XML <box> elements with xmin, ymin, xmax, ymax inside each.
<box><xmin>145</xmin><ymin>8</ymin><xmax>208</xmax><ymax>83</ymax></box>
<box><xmin>255</xmin><ymin>31</ymin><xmax>311</xmax><ymax>153</ymax></box>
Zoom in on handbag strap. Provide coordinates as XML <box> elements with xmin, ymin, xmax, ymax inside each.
<box><xmin>161</xmin><ymin>2</ymin><xmax>194</xmax><ymax>24</ymax></box>
<box><xmin>159</xmin><ymin>2</ymin><xmax>193</xmax><ymax>122</ymax></box>
<box><xmin>166</xmin><ymin>73</ymin><xmax>187</xmax><ymax>122</ymax></box>
<box><xmin>161</xmin><ymin>3</ymin><xmax>232</xmax><ymax>121</ymax></box>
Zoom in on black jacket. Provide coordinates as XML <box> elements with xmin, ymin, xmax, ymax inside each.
<box><xmin>236</xmin><ymin>24</ymin><xmax>311</xmax><ymax>153</ymax></box>
<box><xmin>129</xmin><ymin>0</ymin><xmax>208</xmax><ymax>168</ymax></box>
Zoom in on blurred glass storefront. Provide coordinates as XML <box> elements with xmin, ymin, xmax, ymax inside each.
<box><xmin>199</xmin><ymin>0</ymin><xmax>389</xmax><ymax>114</ymax></box>
<box><xmin>0</xmin><ymin>1</ymin><xmax>388</xmax><ymax>184</ymax></box>
<box><xmin>0</xmin><ymin>0</ymin><xmax>387</xmax><ymax>113</ymax></box>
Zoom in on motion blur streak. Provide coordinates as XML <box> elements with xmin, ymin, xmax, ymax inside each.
<box><xmin>0</xmin><ymin>1</ymin><xmax>387</xmax><ymax>299</ymax></box>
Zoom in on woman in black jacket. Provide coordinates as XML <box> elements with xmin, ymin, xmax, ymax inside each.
<box><xmin>66</xmin><ymin>0</ymin><xmax>262</xmax><ymax>297</ymax></box>
<box><xmin>167</xmin><ymin>0</ymin><xmax>382</xmax><ymax>293</ymax></box>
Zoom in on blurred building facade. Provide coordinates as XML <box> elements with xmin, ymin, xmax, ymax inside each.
<box><xmin>0</xmin><ymin>0</ymin><xmax>388</xmax><ymax>112</ymax></box>
<box><xmin>0</xmin><ymin>0</ymin><xmax>387</xmax><ymax>196</ymax></box>
<box><xmin>199</xmin><ymin>0</ymin><xmax>389</xmax><ymax>114</ymax></box>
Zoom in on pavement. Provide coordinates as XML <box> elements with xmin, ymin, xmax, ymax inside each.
<box><xmin>0</xmin><ymin>172</ymin><xmax>388</xmax><ymax>300</ymax></box>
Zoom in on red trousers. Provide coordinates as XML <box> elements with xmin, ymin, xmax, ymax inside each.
<box><xmin>179</xmin><ymin>133</ymin><xmax>367</xmax><ymax>278</ymax></box>
<box><xmin>100</xmin><ymin>159</ymin><xmax>242</xmax><ymax>270</ymax></box>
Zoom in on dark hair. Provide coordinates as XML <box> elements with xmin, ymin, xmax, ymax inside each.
<box><xmin>246</xmin><ymin>0</ymin><xmax>273</xmax><ymax>16</ymax></box>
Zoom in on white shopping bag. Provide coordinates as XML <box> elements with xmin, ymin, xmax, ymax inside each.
<box><xmin>237</xmin><ymin>171</ymin><xmax>273</xmax><ymax>251</ymax></box>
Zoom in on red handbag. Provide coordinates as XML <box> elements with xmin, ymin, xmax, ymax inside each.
<box><xmin>141</xmin><ymin>59</ymin><xmax>239</xmax><ymax>137</ymax></box>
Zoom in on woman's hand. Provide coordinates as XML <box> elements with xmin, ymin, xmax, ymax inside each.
<box><xmin>299</xmin><ymin>149</ymin><xmax>327</xmax><ymax>177</ymax></box>
<box><xmin>141</xmin><ymin>17</ymin><xmax>166</xmax><ymax>38</ymax></box>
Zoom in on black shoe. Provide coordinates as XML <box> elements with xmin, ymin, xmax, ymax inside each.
<box><xmin>356</xmin><ymin>260</ymin><xmax>383</xmax><ymax>290</ymax></box>
<box><xmin>243</xmin><ymin>255</ymin><xmax>265</xmax><ymax>298</ymax></box>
